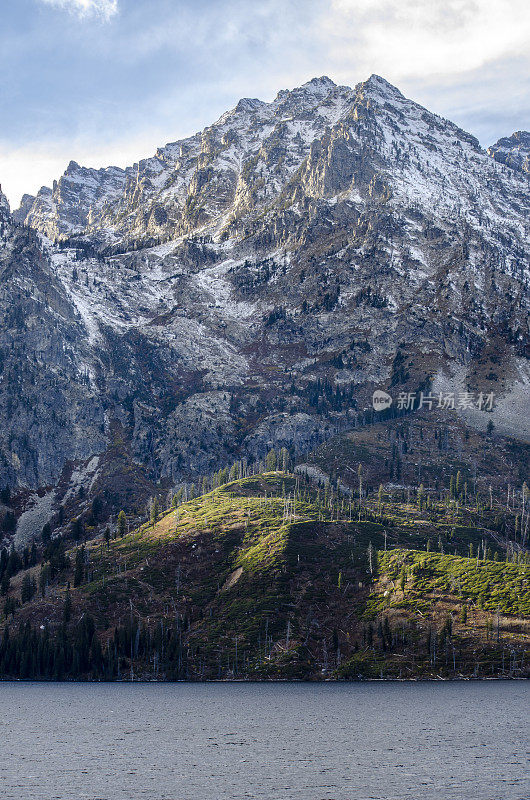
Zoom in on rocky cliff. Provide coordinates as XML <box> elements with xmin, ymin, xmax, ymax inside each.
<box><xmin>1</xmin><ymin>75</ymin><xmax>529</xmax><ymax>536</ymax></box>
<box><xmin>488</xmin><ymin>130</ymin><xmax>530</xmax><ymax>175</ymax></box>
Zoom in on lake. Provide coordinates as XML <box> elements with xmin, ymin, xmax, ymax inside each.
<box><xmin>0</xmin><ymin>681</ymin><xmax>528</xmax><ymax>800</ymax></box>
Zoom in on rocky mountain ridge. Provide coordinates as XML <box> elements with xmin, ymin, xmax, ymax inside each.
<box><xmin>0</xmin><ymin>186</ymin><xmax>9</xmax><ymax>218</ymax></box>
<box><xmin>14</xmin><ymin>76</ymin><xmax>530</xmax><ymax>254</ymax></box>
<box><xmin>488</xmin><ymin>130</ymin><xmax>530</xmax><ymax>175</ymax></box>
<box><xmin>16</xmin><ymin>76</ymin><xmax>355</xmax><ymax>249</ymax></box>
<box><xmin>1</xmin><ymin>75</ymin><xmax>529</xmax><ymax>539</ymax></box>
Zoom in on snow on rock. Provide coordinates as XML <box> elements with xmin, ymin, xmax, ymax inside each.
<box><xmin>0</xmin><ymin>185</ymin><xmax>9</xmax><ymax>217</ymax></box>
<box><xmin>488</xmin><ymin>131</ymin><xmax>530</xmax><ymax>175</ymax></box>
<box><xmin>1</xmin><ymin>73</ymin><xmax>529</xmax><ymax>502</ymax></box>
<box><xmin>61</xmin><ymin>456</ymin><xmax>101</xmax><ymax>505</ymax></box>
<box><xmin>432</xmin><ymin>365</ymin><xmax>530</xmax><ymax>444</ymax></box>
<box><xmin>15</xmin><ymin>491</ymin><xmax>55</xmax><ymax>549</ymax></box>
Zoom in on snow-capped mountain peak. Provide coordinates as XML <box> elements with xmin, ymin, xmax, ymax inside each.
<box><xmin>360</xmin><ymin>73</ymin><xmax>405</xmax><ymax>101</ymax></box>
<box><xmin>1</xmin><ymin>73</ymin><xmax>529</xmax><ymax>500</ymax></box>
<box><xmin>13</xmin><ymin>75</ymin><xmax>530</xmax><ymax>262</ymax></box>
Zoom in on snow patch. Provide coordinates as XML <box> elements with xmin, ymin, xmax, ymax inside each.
<box><xmin>15</xmin><ymin>491</ymin><xmax>56</xmax><ymax>550</ymax></box>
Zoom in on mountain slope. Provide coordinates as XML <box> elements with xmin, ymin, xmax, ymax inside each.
<box><xmin>488</xmin><ymin>131</ymin><xmax>530</xmax><ymax>175</ymax></box>
<box><xmin>15</xmin><ymin>77</ymin><xmax>530</xmax><ymax>256</ymax></box>
<box><xmin>1</xmin><ymin>472</ymin><xmax>528</xmax><ymax>680</ymax></box>
<box><xmin>0</xmin><ymin>198</ymin><xmax>106</xmax><ymax>490</ymax></box>
<box><xmin>16</xmin><ymin>77</ymin><xmax>354</xmax><ymax>249</ymax></box>
<box><xmin>1</xmin><ymin>74</ymin><xmax>529</xmax><ymax>540</ymax></box>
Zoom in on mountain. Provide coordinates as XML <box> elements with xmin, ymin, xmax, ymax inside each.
<box><xmin>0</xmin><ymin>186</ymin><xmax>9</xmax><ymax>218</ymax></box>
<box><xmin>15</xmin><ymin>76</ymin><xmax>351</xmax><ymax>249</ymax></box>
<box><xmin>1</xmin><ymin>74</ymin><xmax>529</xmax><ymax>548</ymax></box>
<box><xmin>12</xmin><ymin>161</ymin><xmax>129</xmax><ymax>241</ymax></box>
<box><xmin>0</xmin><ymin>192</ymin><xmax>106</xmax><ymax>492</ymax></box>
<box><xmin>488</xmin><ymin>130</ymin><xmax>530</xmax><ymax>175</ymax></box>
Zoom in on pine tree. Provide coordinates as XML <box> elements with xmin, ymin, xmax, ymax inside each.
<box><xmin>266</xmin><ymin>450</ymin><xmax>277</xmax><ymax>471</ymax></box>
<box><xmin>6</xmin><ymin>546</ymin><xmax>22</xmax><ymax>578</ymax></box>
<box><xmin>71</xmin><ymin>517</ymin><xmax>84</xmax><ymax>542</ymax></box>
<box><xmin>172</xmin><ymin>488</ymin><xmax>184</xmax><ymax>508</ymax></box>
<box><xmin>73</xmin><ymin>547</ymin><xmax>85</xmax><ymax>587</ymax></box>
<box><xmin>3</xmin><ymin>597</ymin><xmax>16</xmax><ymax>619</ymax></box>
<box><xmin>150</xmin><ymin>496</ymin><xmax>159</xmax><ymax>525</ymax></box>
<box><xmin>280</xmin><ymin>447</ymin><xmax>290</xmax><ymax>472</ymax></box>
<box><xmin>63</xmin><ymin>589</ymin><xmax>72</xmax><ymax>624</ymax></box>
<box><xmin>117</xmin><ymin>510</ymin><xmax>127</xmax><ymax>538</ymax></box>
<box><xmin>418</xmin><ymin>484</ymin><xmax>424</xmax><ymax>511</ymax></box>
<box><xmin>21</xmin><ymin>573</ymin><xmax>35</xmax><ymax>603</ymax></box>
<box><xmin>358</xmin><ymin>464</ymin><xmax>363</xmax><ymax>520</ymax></box>
<box><xmin>39</xmin><ymin>564</ymin><xmax>50</xmax><ymax>597</ymax></box>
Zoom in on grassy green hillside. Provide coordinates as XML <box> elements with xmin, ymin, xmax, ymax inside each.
<box><xmin>1</xmin><ymin>472</ymin><xmax>529</xmax><ymax>680</ymax></box>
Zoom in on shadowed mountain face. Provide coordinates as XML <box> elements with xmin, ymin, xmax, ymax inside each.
<box><xmin>488</xmin><ymin>130</ymin><xmax>530</xmax><ymax>175</ymax></box>
<box><xmin>1</xmin><ymin>76</ymin><xmax>529</xmax><ymax>523</ymax></box>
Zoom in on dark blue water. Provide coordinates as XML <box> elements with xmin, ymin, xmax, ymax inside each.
<box><xmin>0</xmin><ymin>681</ymin><xmax>528</xmax><ymax>800</ymax></box>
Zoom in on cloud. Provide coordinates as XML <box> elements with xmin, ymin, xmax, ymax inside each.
<box><xmin>2</xmin><ymin>0</ymin><xmax>529</xmax><ymax>207</ymax></box>
<box><xmin>38</xmin><ymin>0</ymin><xmax>118</xmax><ymax>20</ymax></box>
<box><xmin>318</xmin><ymin>0</ymin><xmax>530</xmax><ymax>81</ymax></box>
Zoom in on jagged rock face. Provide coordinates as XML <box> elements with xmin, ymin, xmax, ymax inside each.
<box><xmin>0</xmin><ymin>186</ymin><xmax>9</xmax><ymax>220</ymax></box>
<box><xmin>13</xmin><ymin>161</ymin><xmax>129</xmax><ymax>240</ymax></box>
<box><xmin>0</xmin><ymin>213</ymin><xmax>105</xmax><ymax>489</ymax></box>
<box><xmin>17</xmin><ymin>77</ymin><xmax>357</xmax><ymax>250</ymax></box>
<box><xmin>2</xmin><ymin>75</ymin><xmax>530</xmax><ymax>505</ymax></box>
<box><xmin>488</xmin><ymin>131</ymin><xmax>530</xmax><ymax>175</ymax></box>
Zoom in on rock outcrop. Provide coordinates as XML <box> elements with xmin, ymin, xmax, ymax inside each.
<box><xmin>488</xmin><ymin>130</ymin><xmax>530</xmax><ymax>175</ymax></box>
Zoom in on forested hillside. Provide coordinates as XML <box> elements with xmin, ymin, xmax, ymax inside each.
<box><xmin>1</xmin><ymin>469</ymin><xmax>528</xmax><ymax>680</ymax></box>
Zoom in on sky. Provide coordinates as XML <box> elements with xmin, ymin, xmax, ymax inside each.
<box><xmin>1</xmin><ymin>0</ymin><xmax>529</xmax><ymax>208</ymax></box>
